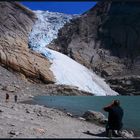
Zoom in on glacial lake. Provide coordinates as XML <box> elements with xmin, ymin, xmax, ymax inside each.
<box><xmin>33</xmin><ymin>96</ymin><xmax>140</xmax><ymax>135</ymax></box>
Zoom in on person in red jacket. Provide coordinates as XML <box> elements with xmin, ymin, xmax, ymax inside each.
<box><xmin>103</xmin><ymin>100</ymin><xmax>124</xmax><ymax>137</ymax></box>
<box><xmin>5</xmin><ymin>93</ymin><xmax>9</xmax><ymax>103</ymax></box>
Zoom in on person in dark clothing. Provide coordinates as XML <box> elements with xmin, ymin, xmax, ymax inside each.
<box><xmin>5</xmin><ymin>93</ymin><xmax>9</xmax><ymax>103</ymax></box>
<box><xmin>103</xmin><ymin>100</ymin><xmax>124</xmax><ymax>137</ymax></box>
<box><xmin>14</xmin><ymin>95</ymin><xmax>17</xmax><ymax>103</ymax></box>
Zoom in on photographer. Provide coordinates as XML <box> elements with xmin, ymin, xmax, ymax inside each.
<box><xmin>103</xmin><ymin>100</ymin><xmax>124</xmax><ymax>137</ymax></box>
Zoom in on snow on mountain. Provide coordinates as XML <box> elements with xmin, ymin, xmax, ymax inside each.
<box><xmin>28</xmin><ymin>10</ymin><xmax>118</xmax><ymax>96</ymax></box>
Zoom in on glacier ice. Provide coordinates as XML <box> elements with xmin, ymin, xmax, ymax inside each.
<box><xmin>29</xmin><ymin>10</ymin><xmax>77</xmax><ymax>49</ymax></box>
<box><xmin>28</xmin><ymin>10</ymin><xmax>118</xmax><ymax>96</ymax></box>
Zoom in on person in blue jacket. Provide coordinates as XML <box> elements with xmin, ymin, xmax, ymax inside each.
<box><xmin>103</xmin><ymin>100</ymin><xmax>124</xmax><ymax>137</ymax></box>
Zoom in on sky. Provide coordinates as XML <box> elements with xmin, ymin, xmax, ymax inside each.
<box><xmin>21</xmin><ymin>2</ymin><xmax>97</xmax><ymax>14</ymax></box>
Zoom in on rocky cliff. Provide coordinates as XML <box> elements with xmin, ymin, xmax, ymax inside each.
<box><xmin>0</xmin><ymin>2</ymin><xmax>55</xmax><ymax>84</ymax></box>
<box><xmin>51</xmin><ymin>0</ymin><xmax>140</xmax><ymax>95</ymax></box>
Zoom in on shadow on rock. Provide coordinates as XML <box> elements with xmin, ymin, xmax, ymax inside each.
<box><xmin>83</xmin><ymin>131</ymin><xmax>106</xmax><ymax>137</ymax></box>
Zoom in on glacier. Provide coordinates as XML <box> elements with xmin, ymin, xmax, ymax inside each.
<box><xmin>28</xmin><ymin>10</ymin><xmax>118</xmax><ymax>96</ymax></box>
<box><xmin>29</xmin><ymin>10</ymin><xmax>77</xmax><ymax>49</ymax></box>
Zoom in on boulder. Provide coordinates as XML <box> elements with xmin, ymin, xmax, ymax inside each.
<box><xmin>9</xmin><ymin>130</ymin><xmax>19</xmax><ymax>136</ymax></box>
<box><xmin>3</xmin><ymin>85</ymin><xmax>16</xmax><ymax>92</ymax></box>
<box><xmin>119</xmin><ymin>130</ymin><xmax>134</xmax><ymax>138</ymax></box>
<box><xmin>33</xmin><ymin>128</ymin><xmax>45</xmax><ymax>134</ymax></box>
<box><xmin>66</xmin><ymin>112</ymin><xmax>73</xmax><ymax>117</ymax></box>
<box><xmin>82</xmin><ymin>110</ymin><xmax>107</xmax><ymax>125</ymax></box>
<box><xmin>78</xmin><ymin>117</ymin><xmax>86</xmax><ymax>121</ymax></box>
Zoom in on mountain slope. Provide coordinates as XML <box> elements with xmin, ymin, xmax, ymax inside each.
<box><xmin>28</xmin><ymin>9</ymin><xmax>118</xmax><ymax>95</ymax></box>
<box><xmin>51</xmin><ymin>0</ymin><xmax>140</xmax><ymax>95</ymax></box>
<box><xmin>0</xmin><ymin>2</ymin><xmax>55</xmax><ymax>84</ymax></box>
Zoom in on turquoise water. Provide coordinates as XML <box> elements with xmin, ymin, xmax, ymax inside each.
<box><xmin>33</xmin><ymin>96</ymin><xmax>140</xmax><ymax>134</ymax></box>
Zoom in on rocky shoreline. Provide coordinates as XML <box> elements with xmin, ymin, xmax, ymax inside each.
<box><xmin>21</xmin><ymin>98</ymin><xmax>140</xmax><ymax>137</ymax></box>
<box><xmin>0</xmin><ymin>90</ymin><xmax>138</xmax><ymax>138</ymax></box>
<box><xmin>0</xmin><ymin>94</ymin><xmax>106</xmax><ymax>138</ymax></box>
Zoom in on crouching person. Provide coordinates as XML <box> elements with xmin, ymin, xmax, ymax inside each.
<box><xmin>103</xmin><ymin>100</ymin><xmax>124</xmax><ymax>137</ymax></box>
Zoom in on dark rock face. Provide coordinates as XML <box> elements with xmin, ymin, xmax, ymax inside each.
<box><xmin>0</xmin><ymin>2</ymin><xmax>55</xmax><ymax>84</ymax></box>
<box><xmin>107</xmin><ymin>75</ymin><xmax>140</xmax><ymax>95</ymax></box>
<box><xmin>51</xmin><ymin>0</ymin><xmax>140</xmax><ymax>95</ymax></box>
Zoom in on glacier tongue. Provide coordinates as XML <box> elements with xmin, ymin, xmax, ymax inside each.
<box><xmin>28</xmin><ymin>10</ymin><xmax>118</xmax><ymax>96</ymax></box>
<box><xmin>36</xmin><ymin>47</ymin><xmax>118</xmax><ymax>96</ymax></box>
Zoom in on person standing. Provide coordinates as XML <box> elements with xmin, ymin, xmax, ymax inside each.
<box><xmin>5</xmin><ymin>93</ymin><xmax>9</xmax><ymax>103</ymax></box>
<box><xmin>103</xmin><ymin>100</ymin><xmax>124</xmax><ymax>137</ymax></box>
<box><xmin>14</xmin><ymin>95</ymin><xmax>17</xmax><ymax>103</ymax></box>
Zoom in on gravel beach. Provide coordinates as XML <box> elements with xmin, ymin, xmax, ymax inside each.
<box><xmin>0</xmin><ymin>94</ymin><xmax>107</xmax><ymax>138</ymax></box>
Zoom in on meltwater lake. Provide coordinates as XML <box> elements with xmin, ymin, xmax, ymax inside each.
<box><xmin>33</xmin><ymin>96</ymin><xmax>140</xmax><ymax>135</ymax></box>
